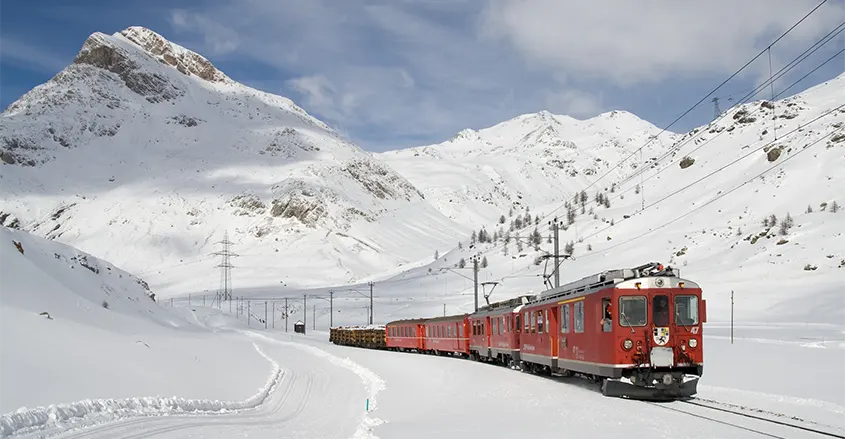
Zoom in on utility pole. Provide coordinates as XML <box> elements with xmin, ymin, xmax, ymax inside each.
<box><xmin>272</xmin><ymin>301</ymin><xmax>275</xmax><ymax>329</ymax></box>
<box><xmin>303</xmin><ymin>294</ymin><xmax>307</xmax><ymax>334</ymax></box>
<box><xmin>551</xmin><ymin>217</ymin><xmax>561</xmax><ymax>288</ymax></box>
<box><xmin>712</xmin><ymin>96</ymin><xmax>720</xmax><ymax>119</ymax></box>
<box><xmin>473</xmin><ymin>254</ymin><xmax>479</xmax><ymax>312</ymax></box>
<box><xmin>329</xmin><ymin>290</ymin><xmax>334</xmax><ymax>328</ymax></box>
<box><xmin>264</xmin><ymin>300</ymin><xmax>268</xmax><ymax>329</ymax></box>
<box><xmin>313</xmin><ymin>305</ymin><xmax>315</xmax><ymax>330</ymax></box>
<box><xmin>368</xmin><ymin>282</ymin><xmax>374</xmax><ymax>325</ymax></box>
<box><xmin>285</xmin><ymin>298</ymin><xmax>289</xmax><ymax>333</ymax></box>
<box><xmin>443</xmin><ymin>303</ymin><xmax>446</xmax><ymax>316</ymax></box>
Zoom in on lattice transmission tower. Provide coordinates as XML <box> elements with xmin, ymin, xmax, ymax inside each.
<box><xmin>212</xmin><ymin>230</ymin><xmax>239</xmax><ymax>303</ymax></box>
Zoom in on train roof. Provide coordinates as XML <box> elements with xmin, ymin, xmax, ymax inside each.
<box><xmin>424</xmin><ymin>313</ymin><xmax>469</xmax><ymax>323</ymax></box>
<box><xmin>523</xmin><ymin>261</ymin><xmax>700</xmax><ymax>307</ymax></box>
<box><xmin>385</xmin><ymin>318</ymin><xmax>428</xmax><ymax>325</ymax></box>
<box><xmin>471</xmin><ymin>295</ymin><xmax>535</xmax><ymax>318</ymax></box>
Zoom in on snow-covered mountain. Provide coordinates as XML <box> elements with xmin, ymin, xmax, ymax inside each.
<box><xmin>0</xmin><ymin>26</ymin><xmax>466</xmax><ymax>294</ymax></box>
<box><xmin>375</xmin><ymin>109</ymin><xmax>677</xmax><ymax>228</ymax></box>
<box><xmin>373</xmin><ymin>72</ymin><xmax>845</xmax><ymax>324</ymax></box>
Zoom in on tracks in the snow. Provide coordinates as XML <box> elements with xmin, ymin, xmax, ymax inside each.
<box><xmin>645</xmin><ymin>397</ymin><xmax>845</xmax><ymax>439</ymax></box>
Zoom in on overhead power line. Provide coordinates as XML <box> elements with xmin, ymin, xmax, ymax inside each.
<box><xmin>455</xmin><ymin>3</ymin><xmax>838</xmax><ymax>261</ymax></box>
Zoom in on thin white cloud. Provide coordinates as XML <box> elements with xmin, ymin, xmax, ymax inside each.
<box><xmin>479</xmin><ymin>0</ymin><xmax>845</xmax><ymax>86</ymax></box>
<box><xmin>0</xmin><ymin>37</ymin><xmax>69</xmax><ymax>73</ymax></box>
<box><xmin>162</xmin><ymin>0</ymin><xmax>844</xmax><ymax>151</ymax></box>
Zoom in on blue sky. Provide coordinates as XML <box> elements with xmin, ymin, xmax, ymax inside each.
<box><xmin>2</xmin><ymin>0</ymin><xmax>843</xmax><ymax>152</ymax></box>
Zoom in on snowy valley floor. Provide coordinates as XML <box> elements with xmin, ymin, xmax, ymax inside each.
<box><xmin>6</xmin><ymin>303</ymin><xmax>843</xmax><ymax>439</ymax></box>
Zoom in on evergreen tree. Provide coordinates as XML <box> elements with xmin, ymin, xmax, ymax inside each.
<box><xmin>434</xmin><ymin>250</ymin><xmax>440</xmax><ymax>260</ymax></box>
<box><xmin>458</xmin><ymin>257</ymin><xmax>467</xmax><ymax>268</ymax></box>
<box><xmin>471</xmin><ymin>230</ymin><xmax>477</xmax><ymax>244</ymax></box>
<box><xmin>516</xmin><ymin>232</ymin><xmax>523</xmax><ymax>252</ymax></box>
<box><xmin>499</xmin><ymin>214</ymin><xmax>506</xmax><ymax>224</ymax></box>
<box><xmin>481</xmin><ymin>256</ymin><xmax>488</xmax><ymax>268</ymax></box>
<box><xmin>535</xmin><ymin>215</ymin><xmax>540</xmax><ymax>225</ymax></box>
<box><xmin>458</xmin><ymin>241</ymin><xmax>463</xmax><ymax>250</ymax></box>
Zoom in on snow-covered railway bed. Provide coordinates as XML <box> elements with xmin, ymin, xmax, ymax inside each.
<box><xmin>646</xmin><ymin>398</ymin><xmax>845</xmax><ymax>439</ymax></box>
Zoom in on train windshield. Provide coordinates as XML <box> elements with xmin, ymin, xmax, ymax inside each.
<box><xmin>618</xmin><ymin>296</ymin><xmax>647</xmax><ymax>326</ymax></box>
<box><xmin>674</xmin><ymin>295</ymin><xmax>699</xmax><ymax>325</ymax></box>
<box><xmin>653</xmin><ymin>295</ymin><xmax>670</xmax><ymax>326</ymax></box>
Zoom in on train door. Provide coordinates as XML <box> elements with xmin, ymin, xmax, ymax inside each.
<box><xmin>549</xmin><ymin>305</ymin><xmax>559</xmax><ymax>359</ymax></box>
<box><xmin>596</xmin><ymin>296</ymin><xmax>614</xmax><ymax>362</ymax></box>
<box><xmin>417</xmin><ymin>323</ymin><xmax>425</xmax><ymax>350</ymax></box>
<box><xmin>536</xmin><ymin>307</ymin><xmax>551</xmax><ymax>359</ymax></box>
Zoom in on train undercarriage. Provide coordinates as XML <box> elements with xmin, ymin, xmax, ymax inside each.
<box><xmin>517</xmin><ymin>359</ymin><xmax>701</xmax><ymax>401</ymax></box>
<box><xmin>601</xmin><ymin>367</ymin><xmax>701</xmax><ymax>401</ymax></box>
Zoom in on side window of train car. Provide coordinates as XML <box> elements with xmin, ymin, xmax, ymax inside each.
<box><xmin>530</xmin><ymin>311</ymin><xmax>536</xmax><ymax>333</ymax></box>
<box><xmin>601</xmin><ymin>298</ymin><xmax>612</xmax><ymax>332</ymax></box>
<box><xmin>524</xmin><ymin>312</ymin><xmax>529</xmax><ymax>333</ymax></box>
<box><xmin>674</xmin><ymin>295</ymin><xmax>699</xmax><ymax>325</ymax></box>
<box><xmin>516</xmin><ymin>314</ymin><xmax>521</xmax><ymax>333</ymax></box>
<box><xmin>560</xmin><ymin>304</ymin><xmax>570</xmax><ymax>333</ymax></box>
<box><xmin>574</xmin><ymin>301</ymin><xmax>585</xmax><ymax>333</ymax></box>
<box><xmin>537</xmin><ymin>310</ymin><xmax>544</xmax><ymax>333</ymax></box>
<box><xmin>619</xmin><ymin>296</ymin><xmax>648</xmax><ymax>326</ymax></box>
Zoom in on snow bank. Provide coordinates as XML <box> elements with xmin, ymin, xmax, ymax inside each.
<box><xmin>0</xmin><ymin>342</ymin><xmax>282</xmax><ymax>437</ymax></box>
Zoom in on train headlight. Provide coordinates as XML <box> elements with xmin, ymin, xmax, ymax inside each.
<box><xmin>688</xmin><ymin>338</ymin><xmax>698</xmax><ymax>348</ymax></box>
<box><xmin>623</xmin><ymin>339</ymin><xmax>633</xmax><ymax>350</ymax></box>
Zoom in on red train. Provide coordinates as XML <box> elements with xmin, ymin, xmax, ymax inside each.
<box><xmin>359</xmin><ymin>262</ymin><xmax>705</xmax><ymax>400</ymax></box>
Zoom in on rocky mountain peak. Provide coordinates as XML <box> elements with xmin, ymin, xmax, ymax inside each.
<box><xmin>117</xmin><ymin>26</ymin><xmax>232</xmax><ymax>84</ymax></box>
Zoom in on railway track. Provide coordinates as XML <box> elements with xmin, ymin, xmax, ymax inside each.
<box><xmin>645</xmin><ymin>397</ymin><xmax>845</xmax><ymax>439</ymax></box>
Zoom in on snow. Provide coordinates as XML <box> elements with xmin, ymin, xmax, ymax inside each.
<box><xmin>1</xmin><ymin>24</ymin><xmax>844</xmax><ymax>439</ymax></box>
<box><xmin>0</xmin><ymin>26</ymin><xmax>468</xmax><ymax>296</ymax></box>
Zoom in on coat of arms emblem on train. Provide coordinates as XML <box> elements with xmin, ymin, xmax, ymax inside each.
<box><xmin>653</xmin><ymin>327</ymin><xmax>670</xmax><ymax>346</ymax></box>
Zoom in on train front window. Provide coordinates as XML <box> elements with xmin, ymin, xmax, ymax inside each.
<box><xmin>618</xmin><ymin>296</ymin><xmax>647</xmax><ymax>326</ymax></box>
<box><xmin>653</xmin><ymin>294</ymin><xmax>670</xmax><ymax>326</ymax></box>
<box><xmin>674</xmin><ymin>295</ymin><xmax>699</xmax><ymax>325</ymax></box>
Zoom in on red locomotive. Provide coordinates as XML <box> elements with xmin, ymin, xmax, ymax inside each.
<box><xmin>342</xmin><ymin>262</ymin><xmax>705</xmax><ymax>400</ymax></box>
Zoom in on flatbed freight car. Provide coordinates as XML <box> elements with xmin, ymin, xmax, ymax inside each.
<box><xmin>329</xmin><ymin>325</ymin><xmax>387</xmax><ymax>349</ymax></box>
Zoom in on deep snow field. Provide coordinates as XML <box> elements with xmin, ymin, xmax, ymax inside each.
<box><xmin>1</xmin><ymin>226</ymin><xmax>844</xmax><ymax>439</ymax></box>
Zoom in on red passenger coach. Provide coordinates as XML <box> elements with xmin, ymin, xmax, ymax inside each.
<box><xmin>423</xmin><ymin>314</ymin><xmax>470</xmax><ymax>356</ymax></box>
<box><xmin>469</xmin><ymin>295</ymin><xmax>532</xmax><ymax>368</ymax></box>
<box><xmin>332</xmin><ymin>261</ymin><xmax>706</xmax><ymax>401</ymax></box>
<box><xmin>518</xmin><ymin>262</ymin><xmax>706</xmax><ymax>399</ymax></box>
<box><xmin>385</xmin><ymin>318</ymin><xmax>426</xmax><ymax>352</ymax></box>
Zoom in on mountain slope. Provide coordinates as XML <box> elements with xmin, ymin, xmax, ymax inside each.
<box><xmin>0</xmin><ymin>226</ymin><xmax>275</xmax><ymax>420</ymax></box>
<box><xmin>372</xmin><ymin>72</ymin><xmax>845</xmax><ymax>324</ymax></box>
<box><xmin>376</xmin><ymin>109</ymin><xmax>678</xmax><ymax>228</ymax></box>
<box><xmin>0</xmin><ymin>26</ymin><xmax>467</xmax><ymax>295</ymax></box>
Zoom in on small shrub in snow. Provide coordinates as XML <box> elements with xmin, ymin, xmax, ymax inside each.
<box><xmin>433</xmin><ymin>250</ymin><xmax>439</xmax><ymax>261</ymax></box>
<box><xmin>766</xmin><ymin>147</ymin><xmax>782</xmax><ymax>162</ymax></box>
<box><xmin>804</xmin><ymin>264</ymin><xmax>817</xmax><ymax>271</ymax></box>
<box><xmin>806</xmin><ymin>205</ymin><xmax>813</xmax><ymax>213</ymax></box>
<box><xmin>831</xmin><ymin>201</ymin><xmax>840</xmax><ymax>213</ymax></box>
<box><xmin>779</xmin><ymin>213</ymin><xmax>794</xmax><ymax>236</ymax></box>
<box><xmin>587</xmin><ymin>244</ymin><xmax>593</xmax><ymax>251</ymax></box>
<box><xmin>102</xmin><ymin>300</ymin><xmax>109</xmax><ymax>309</ymax></box>
<box><xmin>680</xmin><ymin>156</ymin><xmax>695</xmax><ymax>169</ymax></box>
